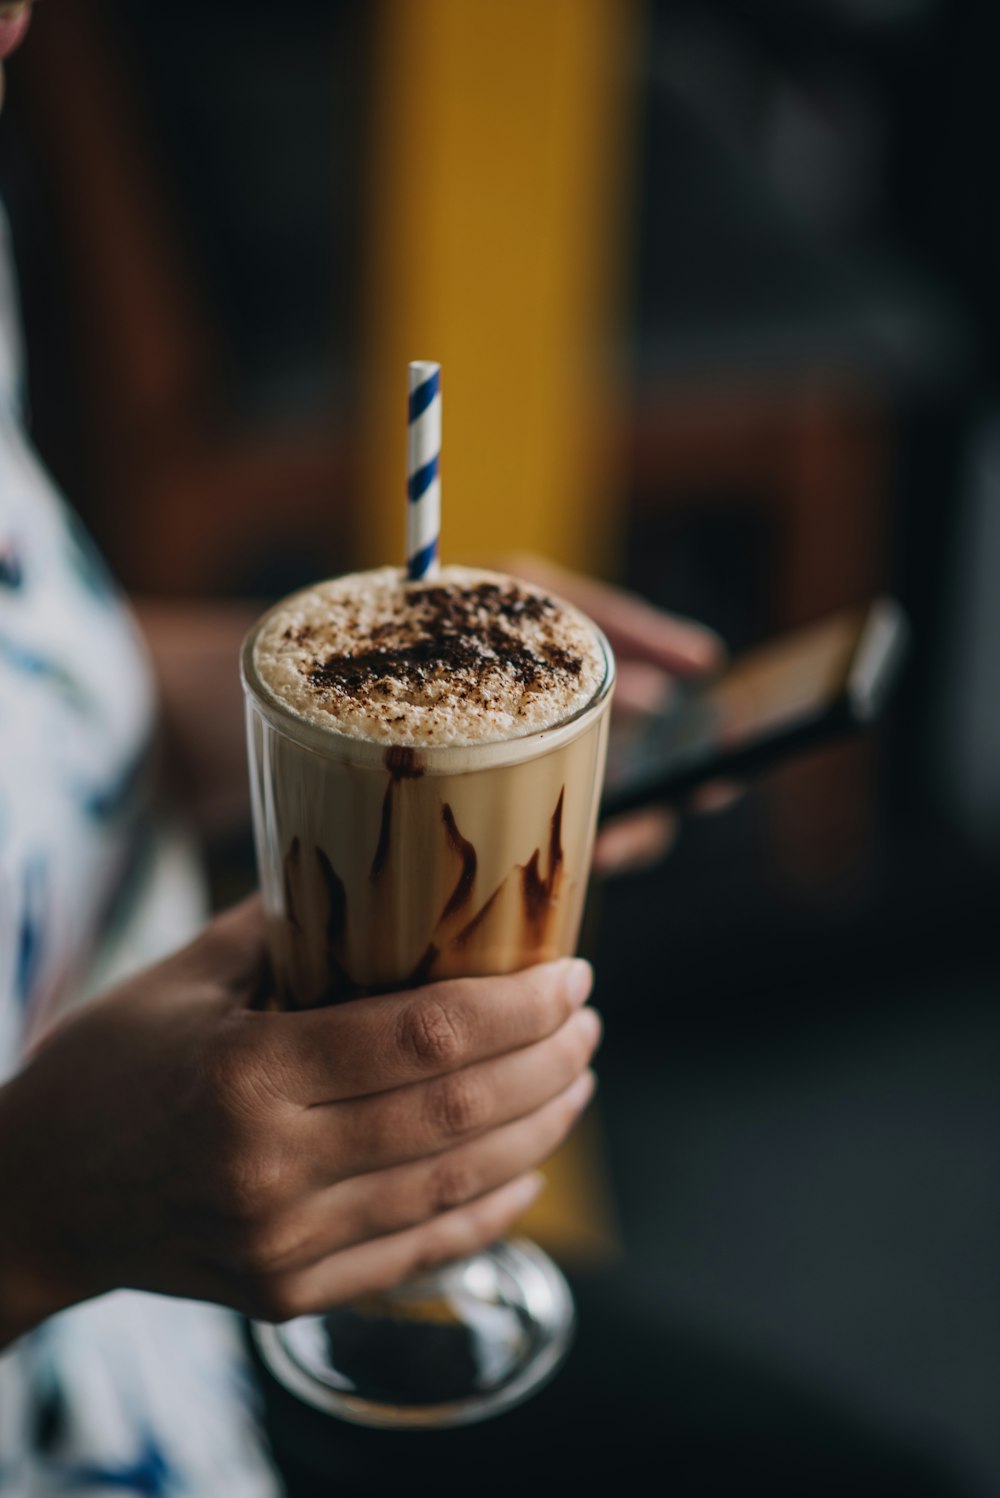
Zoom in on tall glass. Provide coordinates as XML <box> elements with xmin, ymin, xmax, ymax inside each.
<box><xmin>241</xmin><ymin>583</ymin><xmax>614</xmax><ymax>1428</ymax></box>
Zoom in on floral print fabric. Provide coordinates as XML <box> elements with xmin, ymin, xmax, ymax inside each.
<box><xmin>0</xmin><ymin>205</ymin><xmax>281</xmax><ymax>1497</ymax></box>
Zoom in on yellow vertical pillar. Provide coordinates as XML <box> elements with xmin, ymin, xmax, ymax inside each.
<box><xmin>359</xmin><ymin>0</ymin><xmax>641</xmax><ymax>576</ymax></box>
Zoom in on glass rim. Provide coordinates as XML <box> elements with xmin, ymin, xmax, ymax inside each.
<box><xmin>240</xmin><ymin>595</ymin><xmax>616</xmax><ymax>775</ymax></box>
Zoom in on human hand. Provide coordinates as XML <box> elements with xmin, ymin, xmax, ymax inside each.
<box><xmin>0</xmin><ymin>899</ymin><xmax>599</xmax><ymax>1346</ymax></box>
<box><xmin>505</xmin><ymin>554</ymin><xmax>736</xmax><ymax>874</ymax></box>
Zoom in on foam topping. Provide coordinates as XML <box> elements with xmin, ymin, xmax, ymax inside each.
<box><xmin>253</xmin><ymin>566</ymin><xmax>606</xmax><ymax>746</ymax></box>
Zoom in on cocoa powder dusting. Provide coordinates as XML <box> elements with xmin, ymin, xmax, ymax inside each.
<box><xmin>255</xmin><ymin>565</ymin><xmax>604</xmax><ymax>745</ymax></box>
<box><xmin>306</xmin><ymin>581</ymin><xmax>582</xmax><ymax>708</ymax></box>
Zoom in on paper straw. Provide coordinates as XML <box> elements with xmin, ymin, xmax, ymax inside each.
<box><xmin>407</xmin><ymin>360</ymin><xmax>441</xmax><ymax>580</ymax></box>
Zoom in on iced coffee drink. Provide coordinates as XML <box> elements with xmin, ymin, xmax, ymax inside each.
<box><xmin>242</xmin><ymin>566</ymin><xmax>613</xmax><ymax>1009</ymax></box>
<box><xmin>241</xmin><ymin>564</ymin><xmax>614</xmax><ymax>1429</ymax></box>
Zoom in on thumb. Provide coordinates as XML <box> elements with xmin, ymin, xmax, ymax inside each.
<box><xmin>193</xmin><ymin>893</ymin><xmax>271</xmax><ymax>998</ymax></box>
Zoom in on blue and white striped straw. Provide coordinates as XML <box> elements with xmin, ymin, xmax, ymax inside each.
<box><xmin>407</xmin><ymin>360</ymin><xmax>441</xmax><ymax>581</ymax></box>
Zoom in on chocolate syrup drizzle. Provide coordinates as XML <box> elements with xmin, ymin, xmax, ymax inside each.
<box><xmin>439</xmin><ymin>804</ymin><xmax>478</xmax><ymax>922</ymax></box>
<box><xmin>281</xmin><ymin>778</ymin><xmax>567</xmax><ymax>1006</ymax></box>
<box><xmin>315</xmin><ymin>848</ymin><xmax>347</xmax><ymax>947</ymax></box>
<box><xmin>371</xmin><ymin>748</ymin><xmax>423</xmax><ymax>882</ymax></box>
<box><xmin>521</xmin><ymin>789</ymin><xmax>565</xmax><ymax>933</ymax></box>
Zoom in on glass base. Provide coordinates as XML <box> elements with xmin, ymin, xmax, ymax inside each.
<box><xmin>252</xmin><ymin>1238</ymin><xmax>574</xmax><ymax>1429</ymax></box>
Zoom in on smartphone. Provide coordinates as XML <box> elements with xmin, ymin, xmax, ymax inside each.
<box><xmin>600</xmin><ymin>598</ymin><xmax>908</xmax><ymax>817</ymax></box>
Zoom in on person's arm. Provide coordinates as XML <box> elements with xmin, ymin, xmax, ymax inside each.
<box><xmin>132</xmin><ymin>597</ymin><xmax>259</xmax><ymax>835</ymax></box>
<box><xmin>0</xmin><ymin>897</ymin><xmax>598</xmax><ymax>1349</ymax></box>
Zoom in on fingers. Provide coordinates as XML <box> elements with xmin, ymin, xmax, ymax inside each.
<box><xmin>254</xmin><ymin>1173</ymin><xmax>546</xmax><ymax>1321</ymax></box>
<box><xmin>267</xmin><ymin>958</ymin><xmax>594</xmax><ymax>1106</ymax></box>
<box><xmin>593</xmin><ymin>809</ymin><xmax>679</xmax><ymax>875</ymax></box>
<box><xmin>612</xmin><ymin>662</ymin><xmax>677</xmax><ymax>716</ymax></box>
<box><xmin>502</xmin><ymin>554</ymin><xmax>724</xmax><ymax>677</ymax></box>
<box><xmin>287</xmin><ymin>1070</ymin><xmax>596</xmax><ymax>1261</ymax></box>
<box><xmin>599</xmin><ymin>592</ymin><xmax>723</xmax><ymax>677</ymax></box>
<box><xmin>195</xmin><ymin>895</ymin><xmax>270</xmax><ymax>992</ymax></box>
<box><xmin>689</xmin><ymin>779</ymin><xmax>744</xmax><ymax>814</ymax></box>
<box><xmin>601</xmin><ymin>608</ymin><xmax>727</xmax><ymax>680</ymax></box>
<box><xmin>592</xmin><ymin>782</ymin><xmax>743</xmax><ymax>878</ymax></box>
<box><xmin>306</xmin><ymin>1005</ymin><xmax>602</xmax><ymax>1178</ymax></box>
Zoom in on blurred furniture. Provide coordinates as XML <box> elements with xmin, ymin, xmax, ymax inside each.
<box><xmin>15</xmin><ymin>0</ymin><xmax>354</xmax><ymax>596</ymax></box>
<box><xmin>14</xmin><ymin>0</ymin><xmax>642</xmax><ymax>593</ymax></box>
<box><xmin>621</xmin><ymin>77</ymin><xmax>965</xmax><ymax>886</ymax></box>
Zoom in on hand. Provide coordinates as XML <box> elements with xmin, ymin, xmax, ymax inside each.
<box><xmin>504</xmin><ymin>554</ymin><xmax>734</xmax><ymax>875</ymax></box>
<box><xmin>0</xmin><ymin>898</ymin><xmax>599</xmax><ymax>1345</ymax></box>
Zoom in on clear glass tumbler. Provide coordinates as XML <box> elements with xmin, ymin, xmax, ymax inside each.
<box><xmin>241</xmin><ymin>595</ymin><xmax>614</xmax><ymax>1428</ymax></box>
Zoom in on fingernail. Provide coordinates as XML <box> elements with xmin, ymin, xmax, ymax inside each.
<box><xmin>515</xmin><ymin>1172</ymin><xmax>546</xmax><ymax>1209</ymax></box>
<box><xmin>574</xmin><ymin>1006</ymin><xmax>603</xmax><ymax>1048</ymax></box>
<box><xmin>567</xmin><ymin>1068</ymin><xmax>597</xmax><ymax>1111</ymax></box>
<box><xmin>563</xmin><ymin>958</ymin><xmax>593</xmax><ymax>1008</ymax></box>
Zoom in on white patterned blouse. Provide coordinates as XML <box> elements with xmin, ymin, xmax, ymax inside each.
<box><xmin>0</xmin><ymin>204</ymin><xmax>282</xmax><ymax>1498</ymax></box>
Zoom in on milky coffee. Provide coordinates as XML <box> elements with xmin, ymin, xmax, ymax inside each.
<box><xmin>242</xmin><ymin>566</ymin><xmax>614</xmax><ymax>1008</ymax></box>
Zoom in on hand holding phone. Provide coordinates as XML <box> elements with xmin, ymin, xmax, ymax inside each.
<box><xmin>601</xmin><ymin>600</ymin><xmax>908</xmax><ymax>819</ymax></box>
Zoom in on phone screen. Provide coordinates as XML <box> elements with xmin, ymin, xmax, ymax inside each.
<box><xmin>604</xmin><ymin>610</ymin><xmax>864</xmax><ymax>804</ymax></box>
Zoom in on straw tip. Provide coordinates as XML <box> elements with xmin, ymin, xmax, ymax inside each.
<box><xmin>408</xmin><ymin>359</ymin><xmax>441</xmax><ymax>385</ymax></box>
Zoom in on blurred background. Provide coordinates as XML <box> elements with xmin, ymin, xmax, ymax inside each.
<box><xmin>2</xmin><ymin>0</ymin><xmax>999</xmax><ymax>1492</ymax></box>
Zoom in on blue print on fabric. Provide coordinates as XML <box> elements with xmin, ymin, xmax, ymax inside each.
<box><xmin>78</xmin><ymin>740</ymin><xmax>151</xmax><ymax>824</ymax></box>
<box><xmin>60</xmin><ymin>1434</ymin><xmax>180</xmax><ymax>1495</ymax></box>
<box><xmin>0</xmin><ymin>540</ymin><xmax>23</xmax><ymax>588</ymax></box>
<box><xmin>0</xmin><ymin>632</ymin><xmax>92</xmax><ymax>713</ymax></box>
<box><xmin>16</xmin><ymin>855</ymin><xmax>46</xmax><ymax>1007</ymax></box>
